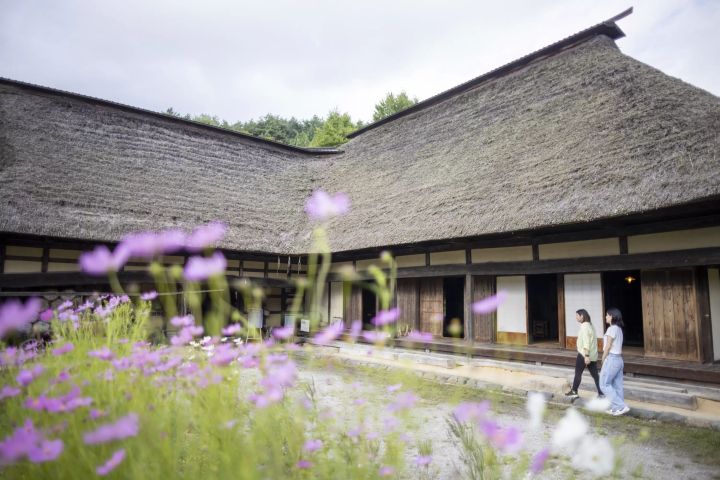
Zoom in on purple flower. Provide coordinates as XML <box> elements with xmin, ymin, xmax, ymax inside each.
<box><xmin>296</xmin><ymin>460</ymin><xmax>312</xmax><ymax>469</ymax></box>
<box><xmin>222</xmin><ymin>323</ymin><xmax>242</xmax><ymax>336</ymax></box>
<box><xmin>157</xmin><ymin>229</ymin><xmax>187</xmax><ymax>254</ymax></box>
<box><xmin>52</xmin><ymin>343</ymin><xmax>74</xmax><ymax>356</ymax></box>
<box><xmin>89</xmin><ymin>409</ymin><xmax>106</xmax><ymax>420</ymax></box>
<box><xmin>116</xmin><ymin>230</ymin><xmax>184</xmax><ymax>259</ymax></box>
<box><xmin>272</xmin><ymin>325</ymin><xmax>294</xmax><ymax>340</ymax></box>
<box><xmin>89</xmin><ymin>347</ymin><xmax>115</xmax><ymax>361</ymax></box>
<box><xmin>313</xmin><ymin>321</ymin><xmax>344</xmax><ymax>345</ymax></box>
<box><xmin>83</xmin><ymin>413</ymin><xmax>139</xmax><ymax>445</ymax></box>
<box><xmin>0</xmin><ymin>385</ymin><xmax>21</xmax><ymax>400</ymax></box>
<box><xmin>362</xmin><ymin>330</ymin><xmax>389</xmax><ymax>343</ymax></box>
<box><xmin>388</xmin><ymin>392</ymin><xmax>418</xmax><ymax>413</ymax></box>
<box><xmin>303</xmin><ymin>439</ymin><xmax>323</xmax><ymax>452</ymax></box>
<box><xmin>170</xmin><ymin>315</ymin><xmax>195</xmax><ymax>328</ymax></box>
<box><xmin>0</xmin><ymin>419</ymin><xmax>63</xmax><ymax>464</ymax></box>
<box><xmin>530</xmin><ymin>447</ymin><xmax>550</xmax><ymax>474</ymax></box>
<box><xmin>407</xmin><ymin>331</ymin><xmax>433</xmax><ymax>342</ymax></box>
<box><xmin>349</xmin><ymin>320</ymin><xmax>362</xmax><ymax>340</ymax></box>
<box><xmin>415</xmin><ymin>455</ymin><xmax>432</xmax><ymax>466</ymax></box>
<box><xmin>79</xmin><ymin>246</ymin><xmax>126</xmax><ymax>276</ymax></box>
<box><xmin>16</xmin><ymin>365</ymin><xmax>44</xmax><ymax>387</ymax></box>
<box><xmin>453</xmin><ymin>401</ymin><xmax>490</xmax><ymax>423</ymax></box>
<box><xmin>479</xmin><ymin>420</ymin><xmax>523</xmax><ymax>454</ymax></box>
<box><xmin>185</xmin><ymin>222</ymin><xmax>227</xmax><ymax>252</ymax></box>
<box><xmin>57</xmin><ymin>300</ymin><xmax>73</xmax><ymax>312</ymax></box>
<box><xmin>39</xmin><ymin>309</ymin><xmax>54</xmax><ymax>322</ymax></box>
<box><xmin>140</xmin><ymin>291</ymin><xmax>158</xmax><ymax>301</ymax></box>
<box><xmin>379</xmin><ymin>466</ymin><xmax>395</xmax><ymax>477</ymax></box>
<box><xmin>27</xmin><ymin>438</ymin><xmax>63</xmax><ymax>463</ymax></box>
<box><xmin>304</xmin><ymin>190</ymin><xmax>350</xmax><ymax>221</ymax></box>
<box><xmin>472</xmin><ymin>291</ymin><xmax>507</xmax><ymax>315</ymax></box>
<box><xmin>210</xmin><ymin>345</ymin><xmax>238</xmax><ymax>367</ymax></box>
<box><xmin>0</xmin><ymin>298</ymin><xmax>41</xmax><ymax>338</ymax></box>
<box><xmin>372</xmin><ymin>308</ymin><xmax>400</xmax><ymax>326</ymax></box>
<box><xmin>387</xmin><ymin>384</ymin><xmax>402</xmax><ymax>393</ymax></box>
<box><xmin>96</xmin><ymin>448</ymin><xmax>126</xmax><ymax>476</ymax></box>
<box><xmin>184</xmin><ymin>252</ymin><xmax>227</xmax><ymax>281</ymax></box>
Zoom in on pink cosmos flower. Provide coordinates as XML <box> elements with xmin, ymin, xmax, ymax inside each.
<box><xmin>184</xmin><ymin>252</ymin><xmax>227</xmax><ymax>281</ymax></box>
<box><xmin>16</xmin><ymin>365</ymin><xmax>44</xmax><ymax>387</ymax></box>
<box><xmin>272</xmin><ymin>325</ymin><xmax>294</xmax><ymax>340</ymax></box>
<box><xmin>415</xmin><ymin>455</ymin><xmax>432</xmax><ymax>466</ymax></box>
<box><xmin>210</xmin><ymin>345</ymin><xmax>238</xmax><ymax>367</ymax></box>
<box><xmin>222</xmin><ymin>323</ymin><xmax>242</xmax><ymax>336</ymax></box>
<box><xmin>39</xmin><ymin>309</ymin><xmax>54</xmax><ymax>322</ymax></box>
<box><xmin>96</xmin><ymin>448</ymin><xmax>126</xmax><ymax>476</ymax></box>
<box><xmin>88</xmin><ymin>347</ymin><xmax>115</xmax><ymax>361</ymax></box>
<box><xmin>379</xmin><ymin>466</ymin><xmax>395</xmax><ymax>477</ymax></box>
<box><xmin>140</xmin><ymin>291</ymin><xmax>158</xmax><ymax>301</ymax></box>
<box><xmin>453</xmin><ymin>401</ymin><xmax>490</xmax><ymax>423</ymax></box>
<box><xmin>52</xmin><ymin>343</ymin><xmax>74</xmax><ymax>356</ymax></box>
<box><xmin>296</xmin><ymin>460</ymin><xmax>312</xmax><ymax>469</ymax></box>
<box><xmin>0</xmin><ymin>298</ymin><xmax>41</xmax><ymax>338</ymax></box>
<box><xmin>372</xmin><ymin>308</ymin><xmax>400</xmax><ymax>326</ymax></box>
<box><xmin>362</xmin><ymin>331</ymin><xmax>389</xmax><ymax>343</ymax></box>
<box><xmin>0</xmin><ymin>385</ymin><xmax>21</xmax><ymax>400</ymax></box>
<box><xmin>530</xmin><ymin>447</ymin><xmax>550</xmax><ymax>474</ymax></box>
<box><xmin>388</xmin><ymin>392</ymin><xmax>418</xmax><ymax>413</ymax></box>
<box><xmin>472</xmin><ymin>291</ymin><xmax>508</xmax><ymax>315</ymax></box>
<box><xmin>304</xmin><ymin>190</ymin><xmax>351</xmax><ymax>221</ymax></box>
<box><xmin>479</xmin><ymin>420</ymin><xmax>523</xmax><ymax>454</ymax></box>
<box><xmin>0</xmin><ymin>419</ymin><xmax>63</xmax><ymax>464</ymax></box>
<box><xmin>185</xmin><ymin>222</ymin><xmax>227</xmax><ymax>252</ymax></box>
<box><xmin>313</xmin><ymin>321</ymin><xmax>344</xmax><ymax>345</ymax></box>
<box><xmin>83</xmin><ymin>413</ymin><xmax>139</xmax><ymax>445</ymax></box>
<box><xmin>303</xmin><ymin>439</ymin><xmax>323</xmax><ymax>452</ymax></box>
<box><xmin>349</xmin><ymin>320</ymin><xmax>362</xmax><ymax>341</ymax></box>
<box><xmin>79</xmin><ymin>246</ymin><xmax>126</xmax><ymax>276</ymax></box>
<box><xmin>170</xmin><ymin>315</ymin><xmax>195</xmax><ymax>328</ymax></box>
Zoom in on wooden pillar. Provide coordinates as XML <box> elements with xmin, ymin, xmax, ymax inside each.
<box><xmin>41</xmin><ymin>247</ymin><xmax>49</xmax><ymax>273</ymax></box>
<box><xmin>557</xmin><ymin>274</ymin><xmax>566</xmax><ymax>349</ymax></box>
<box><xmin>696</xmin><ymin>266</ymin><xmax>714</xmax><ymax>363</ymax></box>
<box><xmin>464</xmin><ymin>273</ymin><xmax>473</xmax><ymax>343</ymax></box>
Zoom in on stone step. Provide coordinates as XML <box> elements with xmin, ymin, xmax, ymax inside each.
<box><xmin>575</xmin><ymin>378</ymin><xmax>698</xmax><ymax>410</ymax></box>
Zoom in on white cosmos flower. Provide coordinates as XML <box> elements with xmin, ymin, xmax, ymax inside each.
<box><xmin>571</xmin><ymin>436</ymin><xmax>615</xmax><ymax>476</ymax></box>
<box><xmin>584</xmin><ymin>396</ymin><xmax>611</xmax><ymax>413</ymax></box>
<box><xmin>526</xmin><ymin>392</ymin><xmax>547</xmax><ymax>430</ymax></box>
<box><xmin>552</xmin><ymin>408</ymin><xmax>589</xmax><ymax>452</ymax></box>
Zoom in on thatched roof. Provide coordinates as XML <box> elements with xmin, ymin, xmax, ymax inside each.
<box><xmin>2</xmin><ymin>14</ymin><xmax>719</xmax><ymax>255</ymax></box>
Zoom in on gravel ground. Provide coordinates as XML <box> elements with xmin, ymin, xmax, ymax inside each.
<box><xmin>296</xmin><ymin>362</ymin><xmax>720</xmax><ymax>480</ymax></box>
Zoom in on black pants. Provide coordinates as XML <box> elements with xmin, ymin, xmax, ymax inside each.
<box><xmin>572</xmin><ymin>353</ymin><xmax>603</xmax><ymax>394</ymax></box>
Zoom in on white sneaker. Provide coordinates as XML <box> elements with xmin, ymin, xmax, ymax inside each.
<box><xmin>612</xmin><ymin>406</ymin><xmax>630</xmax><ymax>416</ymax></box>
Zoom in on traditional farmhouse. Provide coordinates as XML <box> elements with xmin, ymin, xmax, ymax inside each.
<box><xmin>1</xmin><ymin>11</ymin><xmax>720</xmax><ymax>382</ymax></box>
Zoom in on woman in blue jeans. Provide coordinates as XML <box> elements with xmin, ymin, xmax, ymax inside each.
<box><xmin>600</xmin><ymin>307</ymin><xmax>630</xmax><ymax>416</ymax></box>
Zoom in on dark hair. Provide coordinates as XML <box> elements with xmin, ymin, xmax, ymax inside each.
<box><xmin>605</xmin><ymin>307</ymin><xmax>625</xmax><ymax>328</ymax></box>
<box><xmin>575</xmin><ymin>309</ymin><xmax>591</xmax><ymax>323</ymax></box>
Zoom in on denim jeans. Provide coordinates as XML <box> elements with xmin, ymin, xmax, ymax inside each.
<box><xmin>600</xmin><ymin>354</ymin><xmax>626</xmax><ymax>411</ymax></box>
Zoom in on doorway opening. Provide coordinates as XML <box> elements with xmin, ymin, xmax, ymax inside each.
<box><xmin>443</xmin><ymin>277</ymin><xmax>465</xmax><ymax>338</ymax></box>
<box><xmin>602</xmin><ymin>270</ymin><xmax>644</xmax><ymax>348</ymax></box>
<box><xmin>527</xmin><ymin>274</ymin><xmax>559</xmax><ymax>343</ymax></box>
<box><xmin>361</xmin><ymin>287</ymin><xmax>377</xmax><ymax>330</ymax></box>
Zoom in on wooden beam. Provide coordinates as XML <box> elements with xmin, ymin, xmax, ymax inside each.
<box><xmin>464</xmin><ymin>273</ymin><xmax>473</xmax><ymax>343</ymax></box>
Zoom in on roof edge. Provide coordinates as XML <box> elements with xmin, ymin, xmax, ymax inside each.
<box><xmin>0</xmin><ymin>76</ymin><xmax>343</xmax><ymax>156</ymax></box>
<box><xmin>347</xmin><ymin>8</ymin><xmax>632</xmax><ymax>139</ymax></box>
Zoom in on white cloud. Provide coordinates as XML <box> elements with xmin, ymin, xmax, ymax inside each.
<box><xmin>1</xmin><ymin>0</ymin><xmax>717</xmax><ymax>123</ymax></box>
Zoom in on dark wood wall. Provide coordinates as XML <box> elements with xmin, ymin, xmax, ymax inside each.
<box><xmin>472</xmin><ymin>275</ymin><xmax>495</xmax><ymax>342</ymax></box>
<box><xmin>344</xmin><ymin>286</ymin><xmax>362</xmax><ymax>327</ymax></box>
<box><xmin>396</xmin><ymin>278</ymin><xmax>419</xmax><ymax>331</ymax></box>
<box><xmin>419</xmin><ymin>278</ymin><xmax>443</xmax><ymax>336</ymax></box>
<box><xmin>641</xmin><ymin>269</ymin><xmax>700</xmax><ymax>361</ymax></box>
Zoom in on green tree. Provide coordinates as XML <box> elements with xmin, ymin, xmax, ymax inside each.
<box><xmin>372</xmin><ymin>91</ymin><xmax>418</xmax><ymax>122</ymax></box>
<box><xmin>309</xmin><ymin>110</ymin><xmax>360</xmax><ymax>147</ymax></box>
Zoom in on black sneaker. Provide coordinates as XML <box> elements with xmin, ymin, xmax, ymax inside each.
<box><xmin>564</xmin><ymin>390</ymin><xmax>579</xmax><ymax>399</ymax></box>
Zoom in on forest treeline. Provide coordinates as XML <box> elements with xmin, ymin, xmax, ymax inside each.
<box><xmin>165</xmin><ymin>91</ymin><xmax>417</xmax><ymax>148</ymax></box>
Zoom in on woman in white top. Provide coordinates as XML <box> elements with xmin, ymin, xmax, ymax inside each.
<box><xmin>599</xmin><ymin>307</ymin><xmax>630</xmax><ymax>416</ymax></box>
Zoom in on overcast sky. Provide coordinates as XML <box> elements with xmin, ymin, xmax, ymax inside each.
<box><xmin>1</xmin><ymin>0</ymin><xmax>718</xmax><ymax>124</ymax></box>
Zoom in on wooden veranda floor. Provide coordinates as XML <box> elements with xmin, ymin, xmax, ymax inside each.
<box><xmin>391</xmin><ymin>338</ymin><xmax>720</xmax><ymax>385</ymax></box>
